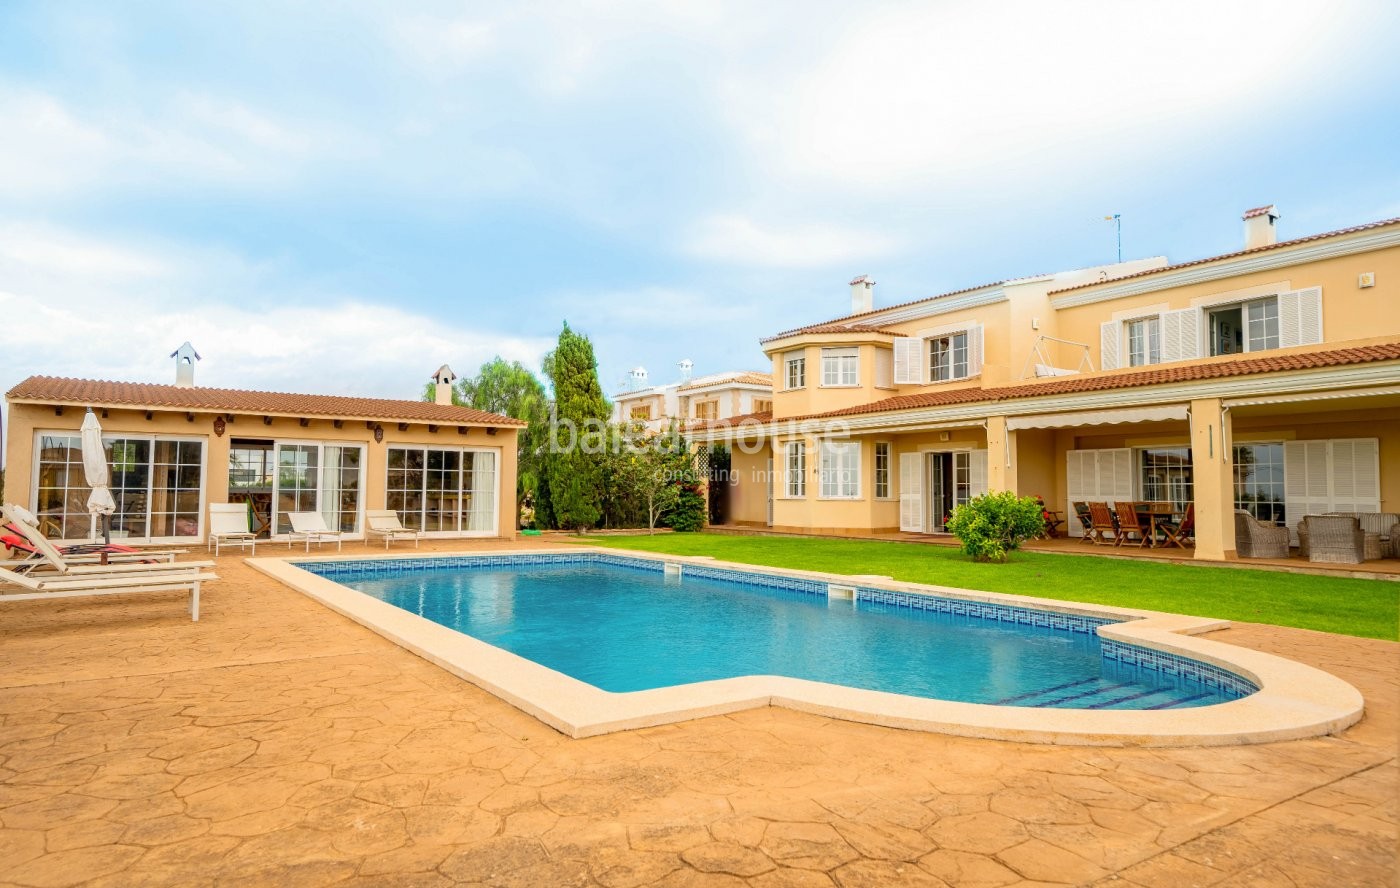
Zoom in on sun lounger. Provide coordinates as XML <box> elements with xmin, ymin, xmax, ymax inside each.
<box><xmin>3</xmin><ymin>522</ymin><xmax>183</xmax><ymax>571</ymax></box>
<box><xmin>208</xmin><ymin>503</ymin><xmax>257</xmax><ymax>556</ymax></box>
<box><xmin>0</xmin><ymin>504</ymin><xmax>217</xmax><ymax>620</ymax></box>
<box><xmin>364</xmin><ymin>510</ymin><xmax>422</xmax><ymax>549</ymax></box>
<box><xmin>287</xmin><ymin>511</ymin><xmax>343</xmax><ymax>552</ymax></box>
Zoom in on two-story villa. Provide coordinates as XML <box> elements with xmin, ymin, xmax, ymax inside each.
<box><xmin>699</xmin><ymin>208</ymin><xmax>1400</xmax><ymax>561</ymax></box>
<box><xmin>611</xmin><ymin>361</ymin><xmax>773</xmax><ymax>431</ymax></box>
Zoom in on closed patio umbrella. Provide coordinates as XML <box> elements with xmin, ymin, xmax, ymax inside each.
<box><xmin>81</xmin><ymin>409</ymin><xmax>116</xmax><ymax>545</ymax></box>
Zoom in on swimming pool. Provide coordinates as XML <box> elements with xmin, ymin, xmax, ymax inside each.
<box><xmin>253</xmin><ymin>548</ymin><xmax>1364</xmax><ymax>744</ymax></box>
<box><xmin>300</xmin><ymin>552</ymin><xmax>1253</xmax><ymax>711</ymax></box>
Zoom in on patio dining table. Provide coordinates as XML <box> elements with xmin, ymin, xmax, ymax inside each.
<box><xmin>1134</xmin><ymin>504</ymin><xmax>1180</xmax><ymax>547</ymax></box>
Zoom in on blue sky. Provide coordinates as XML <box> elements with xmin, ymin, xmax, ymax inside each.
<box><xmin>1</xmin><ymin>0</ymin><xmax>1398</xmax><ymax>423</ymax></box>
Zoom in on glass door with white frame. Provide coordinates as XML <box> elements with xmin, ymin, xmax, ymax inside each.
<box><xmin>271</xmin><ymin>442</ymin><xmax>364</xmax><ymax>536</ymax></box>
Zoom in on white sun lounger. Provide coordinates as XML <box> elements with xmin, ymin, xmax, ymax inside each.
<box><xmin>1</xmin><ymin>504</ymin><xmax>218</xmax><ymax>621</ymax></box>
<box><xmin>208</xmin><ymin>503</ymin><xmax>257</xmax><ymax>556</ymax></box>
<box><xmin>364</xmin><ymin>510</ymin><xmax>422</xmax><ymax>549</ymax></box>
<box><xmin>287</xmin><ymin>511</ymin><xmax>343</xmax><ymax>552</ymax></box>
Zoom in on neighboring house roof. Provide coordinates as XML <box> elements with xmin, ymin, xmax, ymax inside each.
<box><xmin>5</xmin><ymin>376</ymin><xmax>527</xmax><ymax>426</ymax></box>
<box><xmin>678</xmin><ymin>371</ymin><xmax>773</xmax><ymax>391</ymax></box>
<box><xmin>689</xmin><ymin>411</ymin><xmax>773</xmax><ymax>431</ymax></box>
<box><xmin>694</xmin><ymin>343</ymin><xmax>1400</xmax><ymax>430</ymax></box>
<box><xmin>761</xmin><ymin>283</ymin><xmax>1002</xmax><ymax>344</ymax></box>
<box><xmin>1048</xmin><ymin>217</ymin><xmax>1400</xmax><ymax>296</ymax></box>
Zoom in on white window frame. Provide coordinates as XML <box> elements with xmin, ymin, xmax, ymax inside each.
<box><xmin>1126</xmin><ymin>316</ymin><xmax>1161</xmax><ymax>367</ymax></box>
<box><xmin>1206</xmin><ymin>295</ymin><xmax>1282</xmax><ymax>356</ymax></box>
<box><xmin>31</xmin><ymin>429</ymin><xmax>209</xmax><ymax>545</ymax></box>
<box><xmin>270</xmin><ymin>439</ymin><xmax>369</xmax><ymax>538</ymax></box>
<box><xmin>820</xmin><ymin>347</ymin><xmax>860</xmax><ymax>387</ymax></box>
<box><xmin>385</xmin><ymin>445</ymin><xmax>501</xmax><ymax>537</ymax></box>
<box><xmin>929</xmin><ymin>332</ymin><xmax>969</xmax><ymax>382</ymax></box>
<box><xmin>784</xmin><ymin>441</ymin><xmax>806</xmax><ymax>498</ymax></box>
<box><xmin>783</xmin><ymin>352</ymin><xmax>806</xmax><ymax>390</ymax></box>
<box><xmin>874</xmin><ymin>442</ymin><xmax>891</xmax><ymax>499</ymax></box>
<box><xmin>819</xmin><ymin>440</ymin><xmax>861</xmax><ymax>499</ymax></box>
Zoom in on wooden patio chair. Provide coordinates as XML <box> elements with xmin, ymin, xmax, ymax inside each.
<box><xmin>1086</xmin><ymin>502</ymin><xmax>1117</xmax><ymax>545</ymax></box>
<box><xmin>1072</xmin><ymin>502</ymin><xmax>1094</xmax><ymax>544</ymax></box>
<box><xmin>1158</xmin><ymin>504</ymin><xmax>1194</xmax><ymax>549</ymax></box>
<box><xmin>1113</xmin><ymin>502</ymin><xmax>1151</xmax><ymax>547</ymax></box>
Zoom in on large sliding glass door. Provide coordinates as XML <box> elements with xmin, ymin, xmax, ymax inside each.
<box><xmin>269</xmin><ymin>441</ymin><xmax>364</xmax><ymax>536</ymax></box>
<box><xmin>387</xmin><ymin>446</ymin><xmax>497</xmax><ymax>535</ymax></box>
<box><xmin>33</xmin><ymin>432</ymin><xmax>204</xmax><ymax>542</ymax></box>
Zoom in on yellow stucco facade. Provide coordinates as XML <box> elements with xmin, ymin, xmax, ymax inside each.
<box><xmin>707</xmin><ymin>214</ymin><xmax>1400</xmax><ymax>561</ymax></box>
<box><xmin>4</xmin><ymin>392</ymin><xmax>520</xmax><ymax>545</ymax></box>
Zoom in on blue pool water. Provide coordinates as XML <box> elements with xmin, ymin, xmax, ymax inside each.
<box><xmin>304</xmin><ymin>555</ymin><xmax>1255</xmax><ymax>710</ymax></box>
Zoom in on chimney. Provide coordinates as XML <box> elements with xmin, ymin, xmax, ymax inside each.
<box><xmin>431</xmin><ymin>364</ymin><xmax>457</xmax><ymax>405</ymax></box>
<box><xmin>1242</xmin><ymin>205</ymin><xmax>1279</xmax><ymax>250</ymax></box>
<box><xmin>628</xmin><ymin>366</ymin><xmax>649</xmax><ymax>391</ymax></box>
<box><xmin>849</xmin><ymin>274</ymin><xmax>874</xmax><ymax>314</ymax></box>
<box><xmin>677</xmin><ymin>359</ymin><xmax>694</xmax><ymax>383</ymax></box>
<box><xmin>169</xmin><ymin>342</ymin><xmax>201</xmax><ymax>388</ymax></box>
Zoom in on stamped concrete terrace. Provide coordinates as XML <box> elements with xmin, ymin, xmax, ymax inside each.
<box><xmin>0</xmin><ymin>538</ymin><xmax>1395</xmax><ymax>887</ymax></box>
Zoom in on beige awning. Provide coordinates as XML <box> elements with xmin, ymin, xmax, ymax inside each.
<box><xmin>1006</xmin><ymin>405</ymin><xmax>1189</xmax><ymax>431</ymax></box>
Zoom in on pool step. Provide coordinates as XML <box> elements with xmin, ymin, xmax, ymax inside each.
<box><xmin>995</xmin><ymin>679</ymin><xmax>1213</xmax><ymax>710</ymax></box>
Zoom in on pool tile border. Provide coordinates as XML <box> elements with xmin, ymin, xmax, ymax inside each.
<box><xmin>249</xmin><ymin>546</ymin><xmax>1364</xmax><ymax>747</ymax></box>
<box><xmin>304</xmin><ymin>553</ymin><xmax>1254</xmax><ymax>702</ymax></box>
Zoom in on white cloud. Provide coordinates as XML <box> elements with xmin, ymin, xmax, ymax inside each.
<box><xmin>717</xmin><ymin>1</ymin><xmax>1366</xmax><ymax>195</ymax></box>
<box><xmin>0</xmin><ymin>84</ymin><xmax>343</xmax><ymax>200</ymax></box>
<box><xmin>0</xmin><ymin>223</ymin><xmax>552</xmax><ymax>406</ymax></box>
<box><xmin>682</xmin><ymin>214</ymin><xmax>905</xmax><ymax>268</ymax></box>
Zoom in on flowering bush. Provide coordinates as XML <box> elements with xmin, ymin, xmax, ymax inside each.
<box><xmin>945</xmin><ymin>491</ymin><xmax>1046</xmax><ymax>562</ymax></box>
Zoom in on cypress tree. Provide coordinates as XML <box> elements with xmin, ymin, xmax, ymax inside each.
<box><xmin>541</xmin><ymin>322</ymin><xmax>611</xmax><ymax>531</ymax></box>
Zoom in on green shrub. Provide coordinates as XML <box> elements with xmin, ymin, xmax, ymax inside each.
<box><xmin>945</xmin><ymin>491</ymin><xmax>1045</xmax><ymax>562</ymax></box>
<box><xmin>666</xmin><ymin>483</ymin><xmax>707</xmax><ymax>532</ymax></box>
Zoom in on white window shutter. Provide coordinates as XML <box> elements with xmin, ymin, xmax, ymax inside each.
<box><xmin>966</xmin><ymin>324</ymin><xmax>984</xmax><ymax>377</ymax></box>
<box><xmin>969</xmin><ymin>449</ymin><xmax>988</xmax><ymax>497</ymax></box>
<box><xmin>899</xmin><ymin>452</ymin><xmax>924</xmax><ymax>532</ymax></box>
<box><xmin>1100</xmin><ymin>321</ymin><xmax>1120</xmax><ymax>371</ymax></box>
<box><xmin>1354</xmin><ymin>439</ymin><xmax>1381</xmax><ymax>512</ymax></box>
<box><xmin>1160</xmin><ymin>307</ymin><xmax>1202</xmax><ymax>363</ymax></box>
<box><xmin>875</xmin><ymin>348</ymin><xmax>893</xmax><ymax>388</ymax></box>
<box><xmin>1065</xmin><ymin>451</ymin><xmax>1088</xmax><ymax>537</ymax></box>
<box><xmin>893</xmin><ymin>338</ymin><xmax>923</xmax><ymax>384</ymax></box>
<box><xmin>1279</xmin><ymin>287</ymin><xmax>1323</xmax><ymax>348</ymax></box>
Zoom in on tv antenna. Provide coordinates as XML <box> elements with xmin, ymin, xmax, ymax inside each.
<box><xmin>1103</xmin><ymin>214</ymin><xmax>1121</xmax><ymax>263</ymax></box>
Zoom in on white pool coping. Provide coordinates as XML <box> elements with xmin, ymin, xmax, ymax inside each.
<box><xmin>247</xmin><ymin>547</ymin><xmax>1365</xmax><ymax>747</ymax></box>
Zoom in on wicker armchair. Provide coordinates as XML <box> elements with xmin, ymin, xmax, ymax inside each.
<box><xmin>1299</xmin><ymin>515</ymin><xmax>1366</xmax><ymax>564</ymax></box>
<box><xmin>1234</xmin><ymin>510</ymin><xmax>1290</xmax><ymax>559</ymax></box>
<box><xmin>1324</xmin><ymin>512</ymin><xmax>1399</xmax><ymax>557</ymax></box>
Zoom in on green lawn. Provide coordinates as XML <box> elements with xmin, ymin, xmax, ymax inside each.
<box><xmin>569</xmin><ymin>533</ymin><xmax>1400</xmax><ymax>641</ymax></box>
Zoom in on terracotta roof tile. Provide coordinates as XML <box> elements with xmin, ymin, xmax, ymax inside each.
<box><xmin>5</xmin><ymin>376</ymin><xmax>527</xmax><ymax>426</ymax></box>
<box><xmin>760</xmin><ymin>282</ymin><xmax>1003</xmax><ymax>343</ymax></box>
<box><xmin>688</xmin><ymin>411</ymin><xmax>772</xmax><ymax>432</ymax></box>
<box><xmin>811</xmin><ymin>343</ymin><xmax>1400</xmax><ymax>418</ymax></box>
<box><xmin>1242</xmin><ymin>205</ymin><xmax>1276</xmax><ymax>219</ymax></box>
<box><xmin>691</xmin><ymin>344</ymin><xmax>1400</xmax><ymax>432</ymax></box>
<box><xmin>1049</xmin><ymin>217</ymin><xmax>1400</xmax><ymax>296</ymax></box>
<box><xmin>678</xmin><ymin>371</ymin><xmax>773</xmax><ymax>391</ymax></box>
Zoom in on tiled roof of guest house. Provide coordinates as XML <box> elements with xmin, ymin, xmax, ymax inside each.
<box><xmin>5</xmin><ymin>377</ymin><xmax>527</xmax><ymax>426</ymax></box>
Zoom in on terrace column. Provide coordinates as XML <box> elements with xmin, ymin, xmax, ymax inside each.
<box><xmin>985</xmin><ymin>415</ymin><xmax>1018</xmax><ymax>493</ymax></box>
<box><xmin>1189</xmin><ymin>397</ymin><xmax>1237</xmax><ymax>560</ymax></box>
